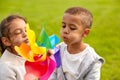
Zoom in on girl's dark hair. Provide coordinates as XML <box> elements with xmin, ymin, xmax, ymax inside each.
<box><xmin>0</xmin><ymin>14</ymin><xmax>27</xmax><ymax>53</ymax></box>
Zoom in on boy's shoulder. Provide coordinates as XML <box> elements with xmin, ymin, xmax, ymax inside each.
<box><xmin>84</xmin><ymin>44</ymin><xmax>104</xmax><ymax>63</ymax></box>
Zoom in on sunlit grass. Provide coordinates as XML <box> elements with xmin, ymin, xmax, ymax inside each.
<box><xmin>0</xmin><ymin>0</ymin><xmax>120</xmax><ymax>80</ymax></box>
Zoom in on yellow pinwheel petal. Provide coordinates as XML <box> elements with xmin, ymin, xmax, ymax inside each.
<box><xmin>15</xmin><ymin>43</ymin><xmax>34</xmax><ymax>62</ymax></box>
<box><xmin>14</xmin><ymin>23</ymin><xmax>48</xmax><ymax>62</ymax></box>
<box><xmin>38</xmin><ymin>47</ymin><xmax>46</xmax><ymax>55</ymax></box>
<box><xmin>37</xmin><ymin>47</ymin><xmax>47</xmax><ymax>61</ymax></box>
<box><xmin>26</xmin><ymin>23</ymin><xmax>36</xmax><ymax>46</ymax></box>
<box><xmin>26</xmin><ymin>23</ymin><xmax>42</xmax><ymax>55</ymax></box>
<box><xmin>30</xmin><ymin>43</ymin><xmax>39</xmax><ymax>53</ymax></box>
<box><xmin>37</xmin><ymin>52</ymin><xmax>47</xmax><ymax>61</ymax></box>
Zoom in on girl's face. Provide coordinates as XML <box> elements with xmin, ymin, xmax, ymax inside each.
<box><xmin>7</xmin><ymin>18</ymin><xmax>29</xmax><ymax>49</ymax></box>
<box><xmin>60</xmin><ymin>13</ymin><xmax>89</xmax><ymax>46</ymax></box>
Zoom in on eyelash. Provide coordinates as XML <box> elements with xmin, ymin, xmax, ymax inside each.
<box><xmin>14</xmin><ymin>29</ymin><xmax>26</xmax><ymax>35</ymax></box>
<box><xmin>70</xmin><ymin>27</ymin><xmax>76</xmax><ymax>30</ymax></box>
<box><xmin>14</xmin><ymin>30</ymin><xmax>22</xmax><ymax>34</ymax></box>
<box><xmin>62</xmin><ymin>25</ymin><xmax>66</xmax><ymax>28</ymax></box>
<box><xmin>62</xmin><ymin>25</ymin><xmax>76</xmax><ymax>30</ymax></box>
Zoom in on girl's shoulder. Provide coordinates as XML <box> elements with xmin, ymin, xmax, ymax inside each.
<box><xmin>0</xmin><ymin>62</ymin><xmax>18</xmax><ymax>80</ymax></box>
<box><xmin>0</xmin><ymin>62</ymin><xmax>16</xmax><ymax>72</ymax></box>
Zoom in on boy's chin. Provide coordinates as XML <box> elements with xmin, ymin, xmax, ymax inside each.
<box><xmin>64</xmin><ymin>41</ymin><xmax>69</xmax><ymax>45</ymax></box>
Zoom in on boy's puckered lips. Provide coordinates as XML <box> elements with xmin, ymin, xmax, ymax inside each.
<box><xmin>62</xmin><ymin>36</ymin><xmax>69</xmax><ymax>41</ymax></box>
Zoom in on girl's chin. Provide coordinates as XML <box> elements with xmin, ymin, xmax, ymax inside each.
<box><xmin>24</xmin><ymin>42</ymin><xmax>30</xmax><ymax>46</ymax></box>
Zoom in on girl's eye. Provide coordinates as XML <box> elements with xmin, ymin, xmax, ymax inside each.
<box><xmin>14</xmin><ymin>29</ymin><xmax>22</xmax><ymax>35</ymax></box>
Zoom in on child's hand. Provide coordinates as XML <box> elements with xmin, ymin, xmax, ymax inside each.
<box><xmin>47</xmin><ymin>49</ymin><xmax>54</xmax><ymax>56</ymax></box>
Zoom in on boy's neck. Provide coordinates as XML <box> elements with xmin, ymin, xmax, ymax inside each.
<box><xmin>67</xmin><ymin>43</ymin><xmax>87</xmax><ymax>54</ymax></box>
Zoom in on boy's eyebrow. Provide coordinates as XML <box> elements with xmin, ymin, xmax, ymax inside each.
<box><xmin>62</xmin><ymin>22</ymin><xmax>65</xmax><ymax>24</ymax></box>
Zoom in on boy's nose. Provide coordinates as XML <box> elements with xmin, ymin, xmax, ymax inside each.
<box><xmin>63</xmin><ymin>28</ymin><xmax>69</xmax><ymax>34</ymax></box>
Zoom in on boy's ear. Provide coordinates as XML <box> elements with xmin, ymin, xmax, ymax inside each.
<box><xmin>83</xmin><ymin>28</ymin><xmax>90</xmax><ymax>37</ymax></box>
<box><xmin>1</xmin><ymin>37</ymin><xmax>11</xmax><ymax>46</ymax></box>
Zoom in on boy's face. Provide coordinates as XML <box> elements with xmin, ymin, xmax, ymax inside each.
<box><xmin>60</xmin><ymin>13</ymin><xmax>89</xmax><ymax>46</ymax></box>
<box><xmin>6</xmin><ymin>18</ymin><xmax>29</xmax><ymax>49</ymax></box>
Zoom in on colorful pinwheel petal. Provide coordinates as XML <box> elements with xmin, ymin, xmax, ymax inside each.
<box><xmin>15</xmin><ymin>23</ymin><xmax>61</xmax><ymax>80</ymax></box>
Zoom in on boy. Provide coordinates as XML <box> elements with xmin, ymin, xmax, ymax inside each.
<box><xmin>49</xmin><ymin>6</ymin><xmax>104</xmax><ymax>80</ymax></box>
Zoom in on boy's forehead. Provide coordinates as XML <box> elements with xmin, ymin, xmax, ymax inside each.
<box><xmin>63</xmin><ymin>13</ymin><xmax>82</xmax><ymax>22</ymax></box>
<box><xmin>63</xmin><ymin>13</ymin><xmax>82</xmax><ymax>19</ymax></box>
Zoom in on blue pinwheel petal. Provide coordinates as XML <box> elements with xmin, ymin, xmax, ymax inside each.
<box><xmin>49</xmin><ymin>34</ymin><xmax>60</xmax><ymax>49</ymax></box>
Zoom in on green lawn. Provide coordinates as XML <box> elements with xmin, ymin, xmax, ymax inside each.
<box><xmin>0</xmin><ymin>0</ymin><xmax>120</xmax><ymax>80</ymax></box>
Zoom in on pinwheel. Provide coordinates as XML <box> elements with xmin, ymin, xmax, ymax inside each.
<box><xmin>15</xmin><ymin>23</ymin><xmax>61</xmax><ymax>80</ymax></box>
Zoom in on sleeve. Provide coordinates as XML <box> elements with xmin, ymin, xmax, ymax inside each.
<box><xmin>49</xmin><ymin>42</ymin><xmax>62</xmax><ymax>80</ymax></box>
<box><xmin>49</xmin><ymin>42</ymin><xmax>65</xmax><ymax>80</ymax></box>
<box><xmin>0</xmin><ymin>63</ymin><xmax>16</xmax><ymax>80</ymax></box>
<box><xmin>84</xmin><ymin>61</ymin><xmax>103</xmax><ymax>80</ymax></box>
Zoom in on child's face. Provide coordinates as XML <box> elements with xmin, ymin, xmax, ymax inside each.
<box><xmin>7</xmin><ymin>18</ymin><xmax>29</xmax><ymax>48</ymax></box>
<box><xmin>60</xmin><ymin>13</ymin><xmax>89</xmax><ymax>46</ymax></box>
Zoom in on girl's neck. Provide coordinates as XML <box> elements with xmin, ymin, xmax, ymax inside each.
<box><xmin>7</xmin><ymin>47</ymin><xmax>18</xmax><ymax>55</ymax></box>
<box><xmin>67</xmin><ymin>42</ymin><xmax>87</xmax><ymax>54</ymax></box>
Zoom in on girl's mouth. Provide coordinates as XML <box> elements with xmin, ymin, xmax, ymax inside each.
<box><xmin>24</xmin><ymin>39</ymin><xmax>29</xmax><ymax>44</ymax></box>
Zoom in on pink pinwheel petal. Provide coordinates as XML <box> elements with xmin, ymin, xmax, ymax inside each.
<box><xmin>25</xmin><ymin>57</ymin><xmax>49</xmax><ymax>79</ymax></box>
<box><xmin>40</xmin><ymin>57</ymin><xmax>56</xmax><ymax>80</ymax></box>
<box><xmin>15</xmin><ymin>25</ymin><xmax>60</xmax><ymax>80</ymax></box>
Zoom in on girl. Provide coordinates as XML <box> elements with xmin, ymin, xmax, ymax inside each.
<box><xmin>0</xmin><ymin>14</ymin><xmax>29</xmax><ymax>80</ymax></box>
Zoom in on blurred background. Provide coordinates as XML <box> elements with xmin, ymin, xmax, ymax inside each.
<box><xmin>0</xmin><ymin>0</ymin><xmax>120</xmax><ymax>80</ymax></box>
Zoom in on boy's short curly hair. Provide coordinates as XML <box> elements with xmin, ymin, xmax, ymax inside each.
<box><xmin>65</xmin><ymin>7</ymin><xmax>93</xmax><ymax>28</ymax></box>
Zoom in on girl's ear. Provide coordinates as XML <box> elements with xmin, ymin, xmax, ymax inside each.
<box><xmin>83</xmin><ymin>28</ymin><xmax>90</xmax><ymax>37</ymax></box>
<box><xmin>1</xmin><ymin>37</ymin><xmax>11</xmax><ymax>46</ymax></box>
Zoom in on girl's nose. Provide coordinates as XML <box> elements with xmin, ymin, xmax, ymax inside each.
<box><xmin>22</xmin><ymin>31</ymin><xmax>27</xmax><ymax>37</ymax></box>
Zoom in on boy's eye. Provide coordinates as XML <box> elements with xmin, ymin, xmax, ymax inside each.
<box><xmin>62</xmin><ymin>24</ymin><xmax>66</xmax><ymax>28</ymax></box>
<box><xmin>62</xmin><ymin>22</ymin><xmax>66</xmax><ymax>28</ymax></box>
<box><xmin>70</xmin><ymin>27</ymin><xmax>76</xmax><ymax>30</ymax></box>
<box><xmin>70</xmin><ymin>25</ymin><xmax>76</xmax><ymax>30</ymax></box>
<box><xmin>62</xmin><ymin>25</ymin><xmax>66</xmax><ymax>28</ymax></box>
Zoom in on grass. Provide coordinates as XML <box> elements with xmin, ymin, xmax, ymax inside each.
<box><xmin>0</xmin><ymin>0</ymin><xmax>120</xmax><ymax>80</ymax></box>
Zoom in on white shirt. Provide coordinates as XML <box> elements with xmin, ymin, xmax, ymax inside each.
<box><xmin>61</xmin><ymin>43</ymin><xmax>103</xmax><ymax>80</ymax></box>
<box><xmin>0</xmin><ymin>50</ymin><xmax>26</xmax><ymax>80</ymax></box>
<box><xmin>49</xmin><ymin>42</ymin><xmax>104</xmax><ymax>80</ymax></box>
<box><xmin>62</xmin><ymin>45</ymin><xmax>88</xmax><ymax>80</ymax></box>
